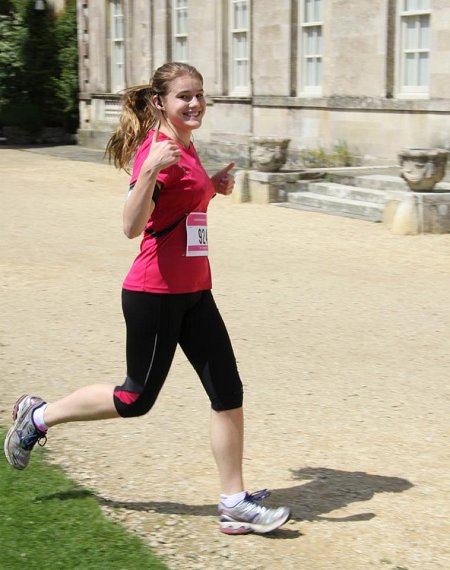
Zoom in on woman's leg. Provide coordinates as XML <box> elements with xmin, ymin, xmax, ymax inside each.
<box><xmin>4</xmin><ymin>386</ymin><xmax>118</xmax><ymax>470</ymax></box>
<box><xmin>4</xmin><ymin>290</ymin><xmax>182</xmax><ymax>470</ymax></box>
<box><xmin>46</xmin><ymin>290</ymin><xmax>180</xmax><ymax>426</ymax></box>
<box><xmin>44</xmin><ymin>384</ymin><xmax>118</xmax><ymax>427</ymax></box>
<box><xmin>179</xmin><ymin>291</ymin><xmax>245</xmax><ymax>494</ymax></box>
<box><xmin>179</xmin><ymin>291</ymin><xmax>290</xmax><ymax>534</ymax></box>
<box><xmin>210</xmin><ymin>406</ymin><xmax>245</xmax><ymax>495</ymax></box>
<box><xmin>112</xmin><ymin>290</ymin><xmax>181</xmax><ymax>418</ymax></box>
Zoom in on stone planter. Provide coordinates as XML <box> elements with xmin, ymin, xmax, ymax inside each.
<box><xmin>250</xmin><ymin>137</ymin><xmax>290</xmax><ymax>172</ymax></box>
<box><xmin>398</xmin><ymin>148</ymin><xmax>449</xmax><ymax>192</ymax></box>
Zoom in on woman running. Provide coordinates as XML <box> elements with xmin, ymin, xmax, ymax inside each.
<box><xmin>4</xmin><ymin>62</ymin><xmax>290</xmax><ymax>535</ymax></box>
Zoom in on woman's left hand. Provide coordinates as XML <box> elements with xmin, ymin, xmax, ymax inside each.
<box><xmin>211</xmin><ymin>162</ymin><xmax>235</xmax><ymax>195</ymax></box>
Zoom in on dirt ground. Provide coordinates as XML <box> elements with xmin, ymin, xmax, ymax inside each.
<box><xmin>1</xmin><ymin>147</ymin><xmax>449</xmax><ymax>570</ymax></box>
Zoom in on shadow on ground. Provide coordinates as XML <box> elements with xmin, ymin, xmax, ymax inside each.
<box><xmin>38</xmin><ymin>466</ymin><xmax>413</xmax><ymax>538</ymax></box>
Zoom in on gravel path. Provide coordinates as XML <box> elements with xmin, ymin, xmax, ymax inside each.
<box><xmin>1</xmin><ymin>148</ymin><xmax>449</xmax><ymax>570</ymax></box>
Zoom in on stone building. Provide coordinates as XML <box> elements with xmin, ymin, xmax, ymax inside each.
<box><xmin>77</xmin><ymin>0</ymin><xmax>450</xmax><ymax>166</ymax></box>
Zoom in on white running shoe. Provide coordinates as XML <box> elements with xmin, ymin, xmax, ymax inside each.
<box><xmin>4</xmin><ymin>394</ymin><xmax>47</xmax><ymax>470</ymax></box>
<box><xmin>218</xmin><ymin>489</ymin><xmax>291</xmax><ymax>534</ymax></box>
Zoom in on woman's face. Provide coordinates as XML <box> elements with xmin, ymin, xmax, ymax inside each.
<box><xmin>160</xmin><ymin>74</ymin><xmax>206</xmax><ymax>134</ymax></box>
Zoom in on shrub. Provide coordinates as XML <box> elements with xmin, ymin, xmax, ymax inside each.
<box><xmin>299</xmin><ymin>141</ymin><xmax>361</xmax><ymax>168</ymax></box>
<box><xmin>0</xmin><ymin>101</ymin><xmax>45</xmax><ymax>131</ymax></box>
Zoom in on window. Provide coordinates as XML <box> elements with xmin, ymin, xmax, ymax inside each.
<box><xmin>173</xmin><ymin>0</ymin><xmax>188</xmax><ymax>63</ymax></box>
<box><xmin>110</xmin><ymin>0</ymin><xmax>125</xmax><ymax>93</ymax></box>
<box><xmin>398</xmin><ymin>0</ymin><xmax>431</xmax><ymax>96</ymax></box>
<box><xmin>299</xmin><ymin>0</ymin><xmax>323</xmax><ymax>95</ymax></box>
<box><xmin>230</xmin><ymin>0</ymin><xmax>250</xmax><ymax>95</ymax></box>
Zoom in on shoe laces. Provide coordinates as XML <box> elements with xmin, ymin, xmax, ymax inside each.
<box><xmin>21</xmin><ymin>429</ymin><xmax>47</xmax><ymax>450</ymax></box>
<box><xmin>237</xmin><ymin>489</ymin><xmax>272</xmax><ymax>517</ymax></box>
<box><xmin>248</xmin><ymin>489</ymin><xmax>271</xmax><ymax>501</ymax></box>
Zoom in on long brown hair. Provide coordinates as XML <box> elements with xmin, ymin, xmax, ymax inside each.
<box><xmin>106</xmin><ymin>62</ymin><xmax>204</xmax><ymax>171</ymax></box>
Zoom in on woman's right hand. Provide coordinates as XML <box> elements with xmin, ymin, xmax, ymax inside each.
<box><xmin>143</xmin><ymin>128</ymin><xmax>181</xmax><ymax>172</ymax></box>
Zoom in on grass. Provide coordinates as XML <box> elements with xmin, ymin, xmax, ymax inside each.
<box><xmin>0</xmin><ymin>429</ymin><xmax>168</xmax><ymax>570</ymax></box>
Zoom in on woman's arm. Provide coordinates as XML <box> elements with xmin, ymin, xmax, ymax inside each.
<box><xmin>123</xmin><ymin>168</ymin><xmax>159</xmax><ymax>239</ymax></box>
<box><xmin>123</xmin><ymin>130</ymin><xmax>181</xmax><ymax>239</ymax></box>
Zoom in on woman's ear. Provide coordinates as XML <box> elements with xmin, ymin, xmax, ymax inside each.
<box><xmin>153</xmin><ymin>94</ymin><xmax>164</xmax><ymax>110</ymax></box>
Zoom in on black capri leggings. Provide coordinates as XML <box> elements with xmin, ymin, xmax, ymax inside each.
<box><xmin>114</xmin><ymin>289</ymin><xmax>243</xmax><ymax>417</ymax></box>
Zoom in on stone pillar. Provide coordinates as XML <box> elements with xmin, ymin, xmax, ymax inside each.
<box><xmin>384</xmin><ymin>187</ymin><xmax>450</xmax><ymax>234</ymax></box>
<box><xmin>246</xmin><ymin>171</ymin><xmax>299</xmax><ymax>205</ymax></box>
<box><xmin>232</xmin><ymin>170</ymin><xmax>250</xmax><ymax>203</ymax></box>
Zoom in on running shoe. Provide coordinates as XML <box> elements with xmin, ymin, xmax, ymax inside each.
<box><xmin>218</xmin><ymin>489</ymin><xmax>291</xmax><ymax>534</ymax></box>
<box><xmin>4</xmin><ymin>395</ymin><xmax>47</xmax><ymax>470</ymax></box>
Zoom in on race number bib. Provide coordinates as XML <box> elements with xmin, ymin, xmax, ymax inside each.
<box><xmin>186</xmin><ymin>212</ymin><xmax>208</xmax><ymax>257</ymax></box>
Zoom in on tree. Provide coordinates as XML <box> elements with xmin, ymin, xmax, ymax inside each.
<box><xmin>0</xmin><ymin>0</ymin><xmax>79</xmax><ymax>134</ymax></box>
<box><xmin>53</xmin><ymin>0</ymin><xmax>79</xmax><ymax>131</ymax></box>
<box><xmin>0</xmin><ymin>2</ymin><xmax>27</xmax><ymax>106</ymax></box>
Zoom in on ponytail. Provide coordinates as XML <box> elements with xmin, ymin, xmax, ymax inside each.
<box><xmin>106</xmin><ymin>84</ymin><xmax>158</xmax><ymax>172</ymax></box>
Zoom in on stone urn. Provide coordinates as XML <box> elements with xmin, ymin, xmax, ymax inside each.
<box><xmin>250</xmin><ymin>136</ymin><xmax>290</xmax><ymax>172</ymax></box>
<box><xmin>398</xmin><ymin>148</ymin><xmax>449</xmax><ymax>192</ymax></box>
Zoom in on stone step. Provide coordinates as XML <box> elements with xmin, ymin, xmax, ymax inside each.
<box><xmin>353</xmin><ymin>174</ymin><xmax>410</xmax><ymax>191</ymax></box>
<box><xmin>285</xmin><ymin>191</ymin><xmax>384</xmax><ymax>222</ymax></box>
<box><xmin>310</xmin><ymin>181</ymin><xmax>386</xmax><ymax>204</ymax></box>
<box><xmin>353</xmin><ymin>174</ymin><xmax>450</xmax><ymax>192</ymax></box>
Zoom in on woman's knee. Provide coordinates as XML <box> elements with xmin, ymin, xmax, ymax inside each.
<box><xmin>210</xmin><ymin>388</ymin><xmax>244</xmax><ymax>412</ymax></box>
<box><xmin>113</xmin><ymin>384</ymin><xmax>157</xmax><ymax>418</ymax></box>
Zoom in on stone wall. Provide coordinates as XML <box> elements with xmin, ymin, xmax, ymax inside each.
<box><xmin>431</xmin><ymin>2</ymin><xmax>450</xmax><ymax>97</ymax></box>
<box><xmin>325</xmin><ymin>0</ymin><xmax>388</xmax><ymax>98</ymax></box>
<box><xmin>124</xmin><ymin>0</ymin><xmax>152</xmax><ymax>86</ymax></box>
<box><xmin>252</xmin><ymin>3</ymin><xmax>292</xmax><ymax>96</ymax></box>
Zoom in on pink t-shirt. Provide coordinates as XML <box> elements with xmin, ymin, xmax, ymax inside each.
<box><xmin>122</xmin><ymin>130</ymin><xmax>215</xmax><ymax>293</ymax></box>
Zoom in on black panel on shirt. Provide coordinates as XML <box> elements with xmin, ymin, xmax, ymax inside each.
<box><xmin>128</xmin><ymin>182</ymin><xmax>161</xmax><ymax>204</ymax></box>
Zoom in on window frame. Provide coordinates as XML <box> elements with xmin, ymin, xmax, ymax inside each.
<box><xmin>298</xmin><ymin>0</ymin><xmax>323</xmax><ymax>97</ymax></box>
<box><xmin>110</xmin><ymin>0</ymin><xmax>125</xmax><ymax>93</ymax></box>
<box><xmin>396</xmin><ymin>0</ymin><xmax>431</xmax><ymax>98</ymax></box>
<box><xmin>172</xmin><ymin>0</ymin><xmax>188</xmax><ymax>63</ymax></box>
<box><xmin>229</xmin><ymin>0</ymin><xmax>251</xmax><ymax>96</ymax></box>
